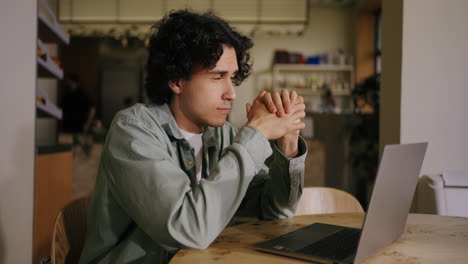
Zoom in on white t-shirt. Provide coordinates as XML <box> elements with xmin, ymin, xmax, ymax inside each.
<box><xmin>180</xmin><ymin>129</ymin><xmax>203</xmax><ymax>183</ymax></box>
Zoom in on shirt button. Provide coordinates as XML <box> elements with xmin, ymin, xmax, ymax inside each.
<box><xmin>187</xmin><ymin>160</ymin><xmax>194</xmax><ymax>167</ymax></box>
<box><xmin>290</xmin><ymin>163</ymin><xmax>297</xmax><ymax>169</ymax></box>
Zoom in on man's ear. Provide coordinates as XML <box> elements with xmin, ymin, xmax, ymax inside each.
<box><xmin>168</xmin><ymin>80</ymin><xmax>183</xmax><ymax>95</ymax></box>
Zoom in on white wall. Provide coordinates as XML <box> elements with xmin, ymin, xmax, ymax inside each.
<box><xmin>401</xmin><ymin>0</ymin><xmax>468</xmax><ymax>174</ymax></box>
<box><xmin>0</xmin><ymin>0</ymin><xmax>36</xmax><ymax>263</ymax></box>
<box><xmin>230</xmin><ymin>7</ymin><xmax>356</xmax><ymax>128</ymax></box>
<box><xmin>381</xmin><ymin>0</ymin><xmax>468</xmax><ymax>175</ymax></box>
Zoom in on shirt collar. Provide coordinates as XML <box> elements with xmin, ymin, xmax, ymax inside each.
<box><xmin>149</xmin><ymin>103</ymin><xmax>184</xmax><ymax>140</ymax></box>
<box><xmin>149</xmin><ymin>103</ymin><xmax>219</xmax><ymax>149</ymax></box>
<box><xmin>202</xmin><ymin>127</ymin><xmax>218</xmax><ymax>148</ymax></box>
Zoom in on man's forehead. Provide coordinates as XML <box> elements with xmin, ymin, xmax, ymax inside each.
<box><xmin>207</xmin><ymin>69</ymin><xmax>238</xmax><ymax>74</ymax></box>
<box><xmin>193</xmin><ymin>64</ymin><xmax>238</xmax><ymax>75</ymax></box>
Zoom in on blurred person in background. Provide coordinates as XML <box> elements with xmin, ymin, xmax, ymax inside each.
<box><xmin>61</xmin><ymin>72</ymin><xmax>96</xmax><ymax>133</ymax></box>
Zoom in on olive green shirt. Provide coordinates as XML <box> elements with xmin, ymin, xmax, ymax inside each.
<box><xmin>79</xmin><ymin>103</ymin><xmax>307</xmax><ymax>264</ymax></box>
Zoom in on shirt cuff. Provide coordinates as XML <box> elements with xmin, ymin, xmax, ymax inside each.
<box><xmin>272</xmin><ymin>136</ymin><xmax>308</xmax><ymax>165</ymax></box>
<box><xmin>271</xmin><ymin>136</ymin><xmax>308</xmax><ymax>206</ymax></box>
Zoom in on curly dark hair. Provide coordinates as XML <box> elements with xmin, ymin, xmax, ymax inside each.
<box><xmin>145</xmin><ymin>10</ymin><xmax>254</xmax><ymax>105</ymax></box>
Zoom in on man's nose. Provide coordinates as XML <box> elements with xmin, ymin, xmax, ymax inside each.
<box><xmin>222</xmin><ymin>80</ymin><xmax>236</xmax><ymax>101</ymax></box>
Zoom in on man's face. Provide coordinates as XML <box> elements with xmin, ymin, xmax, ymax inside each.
<box><xmin>169</xmin><ymin>45</ymin><xmax>238</xmax><ymax>133</ymax></box>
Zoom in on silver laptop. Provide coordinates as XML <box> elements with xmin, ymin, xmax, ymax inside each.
<box><xmin>254</xmin><ymin>142</ymin><xmax>428</xmax><ymax>264</ymax></box>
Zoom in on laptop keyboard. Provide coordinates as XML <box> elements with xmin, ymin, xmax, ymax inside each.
<box><xmin>296</xmin><ymin>228</ymin><xmax>361</xmax><ymax>261</ymax></box>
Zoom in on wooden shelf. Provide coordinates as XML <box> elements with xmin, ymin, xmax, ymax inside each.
<box><xmin>36</xmin><ymin>85</ymin><xmax>62</xmax><ymax>119</ymax></box>
<box><xmin>37</xmin><ymin>39</ymin><xmax>63</xmax><ymax>79</ymax></box>
<box><xmin>272</xmin><ymin>64</ymin><xmax>354</xmax><ymax>97</ymax></box>
<box><xmin>282</xmin><ymin>88</ymin><xmax>351</xmax><ymax>97</ymax></box>
<box><xmin>271</xmin><ymin>64</ymin><xmax>355</xmax><ymax>112</ymax></box>
<box><xmin>273</xmin><ymin>64</ymin><xmax>354</xmax><ymax>72</ymax></box>
<box><xmin>36</xmin><ymin>99</ymin><xmax>63</xmax><ymax>119</ymax></box>
<box><xmin>295</xmin><ymin>89</ymin><xmax>320</xmax><ymax>96</ymax></box>
<box><xmin>37</xmin><ymin>55</ymin><xmax>63</xmax><ymax>79</ymax></box>
<box><xmin>332</xmin><ymin>89</ymin><xmax>351</xmax><ymax>96</ymax></box>
<box><xmin>38</xmin><ymin>14</ymin><xmax>70</xmax><ymax>45</ymax></box>
<box><xmin>38</xmin><ymin>0</ymin><xmax>69</xmax><ymax>44</ymax></box>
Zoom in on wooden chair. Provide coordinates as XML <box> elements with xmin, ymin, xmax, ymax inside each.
<box><xmin>295</xmin><ymin>187</ymin><xmax>364</xmax><ymax>216</ymax></box>
<box><xmin>51</xmin><ymin>196</ymin><xmax>91</xmax><ymax>264</ymax></box>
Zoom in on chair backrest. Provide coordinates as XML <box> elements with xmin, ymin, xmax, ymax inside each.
<box><xmin>51</xmin><ymin>196</ymin><xmax>91</xmax><ymax>264</ymax></box>
<box><xmin>295</xmin><ymin>187</ymin><xmax>364</xmax><ymax>216</ymax></box>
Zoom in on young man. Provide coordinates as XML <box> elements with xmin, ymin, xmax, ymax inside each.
<box><xmin>80</xmin><ymin>10</ymin><xmax>307</xmax><ymax>264</ymax></box>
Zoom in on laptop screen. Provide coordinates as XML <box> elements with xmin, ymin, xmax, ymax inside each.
<box><xmin>354</xmin><ymin>142</ymin><xmax>427</xmax><ymax>263</ymax></box>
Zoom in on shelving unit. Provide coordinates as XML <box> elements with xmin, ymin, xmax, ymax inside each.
<box><xmin>38</xmin><ymin>13</ymin><xmax>70</xmax><ymax>45</ymax></box>
<box><xmin>36</xmin><ymin>85</ymin><xmax>63</xmax><ymax>119</ymax></box>
<box><xmin>34</xmin><ymin>0</ymin><xmax>72</xmax><ymax>263</ymax></box>
<box><xmin>37</xmin><ymin>0</ymin><xmax>69</xmax><ymax>45</ymax></box>
<box><xmin>36</xmin><ymin>7</ymin><xmax>66</xmax><ymax>87</ymax></box>
<box><xmin>273</xmin><ymin>64</ymin><xmax>353</xmax><ymax>72</ymax></box>
<box><xmin>272</xmin><ymin>64</ymin><xmax>354</xmax><ymax>95</ymax></box>
<box><xmin>271</xmin><ymin>64</ymin><xmax>355</xmax><ymax>112</ymax></box>
<box><xmin>37</xmin><ymin>56</ymin><xmax>63</xmax><ymax>79</ymax></box>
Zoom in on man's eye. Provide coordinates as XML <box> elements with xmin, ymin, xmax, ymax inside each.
<box><xmin>212</xmin><ymin>76</ymin><xmax>222</xmax><ymax>80</ymax></box>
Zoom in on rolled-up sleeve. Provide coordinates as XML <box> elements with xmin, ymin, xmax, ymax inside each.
<box><xmin>236</xmin><ymin>136</ymin><xmax>308</xmax><ymax>220</ymax></box>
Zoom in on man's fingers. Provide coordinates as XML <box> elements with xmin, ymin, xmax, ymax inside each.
<box><xmin>254</xmin><ymin>90</ymin><xmax>267</xmax><ymax>104</ymax></box>
<box><xmin>257</xmin><ymin>90</ymin><xmax>267</xmax><ymax>98</ymax></box>
<box><xmin>296</xmin><ymin>95</ymin><xmax>304</xmax><ymax>104</ymax></box>
<box><xmin>289</xmin><ymin>102</ymin><xmax>306</xmax><ymax>113</ymax></box>
<box><xmin>281</xmin><ymin>89</ymin><xmax>291</xmax><ymax>114</ymax></box>
<box><xmin>262</xmin><ymin>92</ymin><xmax>277</xmax><ymax>113</ymax></box>
<box><xmin>291</xmin><ymin>109</ymin><xmax>306</xmax><ymax>120</ymax></box>
<box><xmin>290</xmin><ymin>121</ymin><xmax>306</xmax><ymax>132</ymax></box>
<box><xmin>289</xmin><ymin>90</ymin><xmax>298</xmax><ymax>105</ymax></box>
<box><xmin>271</xmin><ymin>92</ymin><xmax>284</xmax><ymax>117</ymax></box>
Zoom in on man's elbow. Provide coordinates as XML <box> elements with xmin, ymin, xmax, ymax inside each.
<box><xmin>261</xmin><ymin>206</ymin><xmax>296</xmax><ymax>220</ymax></box>
<box><xmin>167</xmin><ymin>224</ymin><xmax>218</xmax><ymax>250</ymax></box>
<box><xmin>185</xmin><ymin>240</ymin><xmax>211</xmax><ymax>250</ymax></box>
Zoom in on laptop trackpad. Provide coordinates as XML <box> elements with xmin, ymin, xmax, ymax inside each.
<box><xmin>260</xmin><ymin>223</ymin><xmax>345</xmax><ymax>252</ymax></box>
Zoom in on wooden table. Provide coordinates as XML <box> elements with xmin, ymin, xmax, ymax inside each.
<box><xmin>170</xmin><ymin>213</ymin><xmax>468</xmax><ymax>264</ymax></box>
